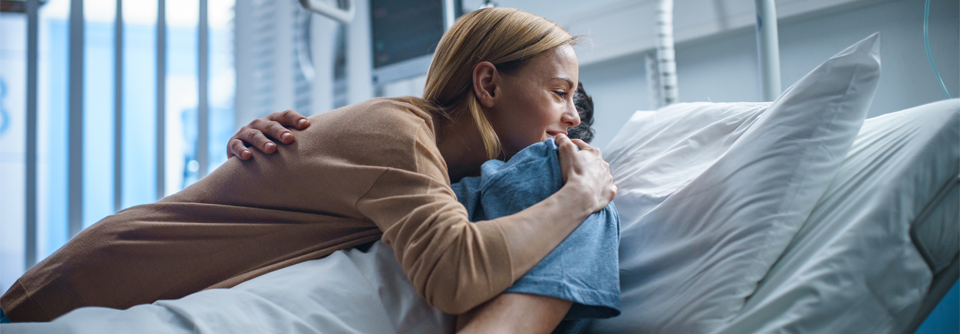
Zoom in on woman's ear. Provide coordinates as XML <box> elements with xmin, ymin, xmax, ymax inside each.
<box><xmin>472</xmin><ymin>61</ymin><xmax>499</xmax><ymax>108</ymax></box>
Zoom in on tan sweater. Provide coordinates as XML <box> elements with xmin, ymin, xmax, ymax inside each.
<box><xmin>1</xmin><ymin>97</ymin><xmax>530</xmax><ymax>322</ymax></box>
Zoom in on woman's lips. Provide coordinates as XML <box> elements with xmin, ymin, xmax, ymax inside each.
<box><xmin>547</xmin><ymin>131</ymin><xmax>568</xmax><ymax>138</ymax></box>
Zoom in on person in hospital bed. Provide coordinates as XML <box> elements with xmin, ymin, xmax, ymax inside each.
<box><xmin>231</xmin><ymin>82</ymin><xmax>620</xmax><ymax>333</ymax></box>
<box><xmin>1</xmin><ymin>8</ymin><xmax>620</xmax><ymax>333</ymax></box>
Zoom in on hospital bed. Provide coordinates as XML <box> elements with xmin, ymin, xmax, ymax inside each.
<box><xmin>3</xmin><ymin>32</ymin><xmax>957</xmax><ymax>334</ymax></box>
<box><xmin>588</xmin><ymin>33</ymin><xmax>959</xmax><ymax>333</ymax></box>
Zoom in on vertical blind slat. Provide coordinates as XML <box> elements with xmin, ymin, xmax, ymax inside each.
<box><xmin>114</xmin><ymin>0</ymin><xmax>123</xmax><ymax>212</ymax></box>
<box><xmin>198</xmin><ymin>0</ymin><xmax>209</xmax><ymax>179</ymax></box>
<box><xmin>157</xmin><ymin>0</ymin><xmax>166</xmax><ymax>200</ymax></box>
<box><xmin>25</xmin><ymin>0</ymin><xmax>40</xmax><ymax>268</ymax></box>
<box><xmin>113</xmin><ymin>0</ymin><xmax>123</xmax><ymax>212</ymax></box>
<box><xmin>68</xmin><ymin>0</ymin><xmax>84</xmax><ymax>238</ymax></box>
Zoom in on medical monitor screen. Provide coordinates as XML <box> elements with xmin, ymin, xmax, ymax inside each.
<box><xmin>370</xmin><ymin>0</ymin><xmax>444</xmax><ymax>69</ymax></box>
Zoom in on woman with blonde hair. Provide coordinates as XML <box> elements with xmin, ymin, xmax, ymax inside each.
<box><xmin>1</xmin><ymin>7</ymin><xmax>618</xmax><ymax>333</ymax></box>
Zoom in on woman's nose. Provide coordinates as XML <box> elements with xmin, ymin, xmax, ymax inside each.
<box><xmin>562</xmin><ymin>104</ymin><xmax>581</xmax><ymax>128</ymax></box>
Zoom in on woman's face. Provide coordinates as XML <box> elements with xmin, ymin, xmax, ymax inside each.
<box><xmin>485</xmin><ymin>44</ymin><xmax>581</xmax><ymax>156</ymax></box>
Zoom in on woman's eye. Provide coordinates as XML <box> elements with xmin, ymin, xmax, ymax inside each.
<box><xmin>554</xmin><ymin>91</ymin><xmax>568</xmax><ymax>97</ymax></box>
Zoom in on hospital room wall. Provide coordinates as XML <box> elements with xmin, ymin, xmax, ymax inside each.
<box><xmin>579</xmin><ymin>0</ymin><xmax>958</xmax><ymax>152</ymax></box>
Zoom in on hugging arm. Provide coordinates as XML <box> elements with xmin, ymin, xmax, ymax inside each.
<box><xmin>350</xmin><ymin>124</ymin><xmax>613</xmax><ymax>314</ymax></box>
<box><xmin>228</xmin><ymin>110</ymin><xmax>617</xmax><ymax>333</ymax></box>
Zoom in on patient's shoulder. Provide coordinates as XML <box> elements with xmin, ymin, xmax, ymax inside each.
<box><xmin>477</xmin><ymin>140</ymin><xmax>562</xmax><ymax>194</ymax></box>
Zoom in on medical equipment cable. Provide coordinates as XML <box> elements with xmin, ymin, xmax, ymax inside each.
<box><xmin>924</xmin><ymin>0</ymin><xmax>952</xmax><ymax>99</ymax></box>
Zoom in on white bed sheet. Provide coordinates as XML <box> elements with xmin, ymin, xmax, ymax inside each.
<box><xmin>3</xmin><ymin>242</ymin><xmax>454</xmax><ymax>334</ymax></box>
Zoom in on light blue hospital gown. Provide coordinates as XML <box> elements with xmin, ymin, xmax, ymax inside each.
<box><xmin>450</xmin><ymin>138</ymin><xmax>621</xmax><ymax>321</ymax></box>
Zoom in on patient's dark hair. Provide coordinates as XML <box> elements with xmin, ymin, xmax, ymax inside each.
<box><xmin>567</xmin><ymin>82</ymin><xmax>595</xmax><ymax>143</ymax></box>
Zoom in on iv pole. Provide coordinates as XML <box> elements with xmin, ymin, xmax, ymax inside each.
<box><xmin>755</xmin><ymin>0</ymin><xmax>782</xmax><ymax>102</ymax></box>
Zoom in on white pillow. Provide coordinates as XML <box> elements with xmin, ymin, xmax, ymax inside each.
<box><xmin>592</xmin><ymin>33</ymin><xmax>882</xmax><ymax>333</ymax></box>
<box><xmin>604</xmin><ymin>102</ymin><xmax>768</xmax><ymax>225</ymax></box>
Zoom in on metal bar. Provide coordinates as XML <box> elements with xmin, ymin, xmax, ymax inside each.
<box><xmin>233</xmin><ymin>0</ymin><xmax>253</xmax><ymax>129</ymax></box>
<box><xmin>198</xmin><ymin>0</ymin><xmax>208</xmax><ymax>179</ymax></box>
<box><xmin>68</xmin><ymin>0</ymin><xmax>84</xmax><ymax>238</ymax></box>
<box><xmin>442</xmin><ymin>0</ymin><xmax>455</xmax><ymax>31</ymax></box>
<box><xmin>157</xmin><ymin>0</ymin><xmax>166</xmax><ymax>200</ymax></box>
<box><xmin>755</xmin><ymin>0</ymin><xmax>782</xmax><ymax>101</ymax></box>
<box><xmin>346</xmin><ymin>0</ymin><xmax>372</xmax><ymax>104</ymax></box>
<box><xmin>114</xmin><ymin>0</ymin><xmax>123</xmax><ymax>211</ymax></box>
<box><xmin>25</xmin><ymin>0</ymin><xmax>39</xmax><ymax>267</ymax></box>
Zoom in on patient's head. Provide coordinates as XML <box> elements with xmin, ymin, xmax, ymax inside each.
<box><xmin>568</xmin><ymin>82</ymin><xmax>595</xmax><ymax>143</ymax></box>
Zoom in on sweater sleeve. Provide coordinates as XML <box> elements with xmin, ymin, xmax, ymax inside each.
<box><xmin>355</xmin><ymin>124</ymin><xmax>516</xmax><ymax>315</ymax></box>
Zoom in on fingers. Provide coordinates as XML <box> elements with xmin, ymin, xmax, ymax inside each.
<box><xmin>228</xmin><ymin>139</ymin><xmax>252</xmax><ymax>160</ymax></box>
<box><xmin>260</xmin><ymin>110</ymin><xmax>310</xmax><ymax>143</ymax></box>
<box><xmin>262</xmin><ymin>120</ymin><xmax>295</xmax><ymax>144</ymax></box>
<box><xmin>228</xmin><ymin>110</ymin><xmax>309</xmax><ymax>160</ymax></box>
<box><xmin>570</xmin><ymin>139</ymin><xmax>602</xmax><ymax>156</ymax></box>
<box><xmin>556</xmin><ymin>135</ymin><xmax>576</xmax><ymax>183</ymax></box>
<box><xmin>556</xmin><ymin>133</ymin><xmax>617</xmax><ymax>210</ymax></box>
<box><xmin>268</xmin><ymin>110</ymin><xmax>310</xmax><ymax>130</ymax></box>
<box><xmin>297</xmin><ymin>118</ymin><xmax>310</xmax><ymax>129</ymax></box>
<box><xmin>246</xmin><ymin>128</ymin><xmax>277</xmax><ymax>153</ymax></box>
<box><xmin>555</xmin><ymin>134</ymin><xmax>578</xmax><ymax>154</ymax></box>
<box><xmin>570</xmin><ymin>138</ymin><xmax>591</xmax><ymax>150</ymax></box>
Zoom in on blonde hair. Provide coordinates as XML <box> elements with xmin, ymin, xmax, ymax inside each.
<box><xmin>420</xmin><ymin>8</ymin><xmax>576</xmax><ymax>160</ymax></box>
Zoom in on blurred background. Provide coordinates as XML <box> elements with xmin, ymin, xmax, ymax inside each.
<box><xmin>0</xmin><ymin>0</ymin><xmax>956</xmax><ymax>331</ymax></box>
